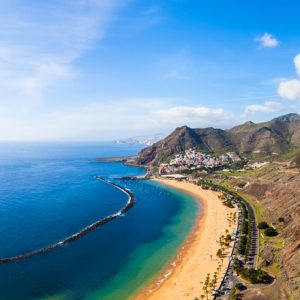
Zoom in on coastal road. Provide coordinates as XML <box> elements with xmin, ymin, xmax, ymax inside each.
<box><xmin>215</xmin><ymin>197</ymin><xmax>259</xmax><ymax>299</ymax></box>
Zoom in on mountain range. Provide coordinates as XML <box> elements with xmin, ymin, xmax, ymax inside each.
<box><xmin>137</xmin><ymin>113</ymin><xmax>300</xmax><ymax>165</ymax></box>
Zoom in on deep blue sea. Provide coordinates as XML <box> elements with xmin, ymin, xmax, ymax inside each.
<box><xmin>0</xmin><ymin>142</ymin><xmax>198</xmax><ymax>300</ymax></box>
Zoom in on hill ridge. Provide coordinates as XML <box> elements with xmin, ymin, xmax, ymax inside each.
<box><xmin>137</xmin><ymin>113</ymin><xmax>300</xmax><ymax>165</ymax></box>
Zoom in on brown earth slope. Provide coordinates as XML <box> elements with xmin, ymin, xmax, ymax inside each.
<box><xmin>205</xmin><ymin>164</ymin><xmax>300</xmax><ymax>299</ymax></box>
<box><xmin>137</xmin><ymin>113</ymin><xmax>300</xmax><ymax>165</ymax></box>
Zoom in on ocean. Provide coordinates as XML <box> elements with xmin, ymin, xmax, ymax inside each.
<box><xmin>0</xmin><ymin>142</ymin><xmax>198</xmax><ymax>300</ymax></box>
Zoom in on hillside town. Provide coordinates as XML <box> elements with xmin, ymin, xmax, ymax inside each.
<box><xmin>159</xmin><ymin>148</ymin><xmax>242</xmax><ymax>175</ymax></box>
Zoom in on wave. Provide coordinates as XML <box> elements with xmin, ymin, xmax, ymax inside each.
<box><xmin>0</xmin><ymin>176</ymin><xmax>135</xmax><ymax>264</ymax></box>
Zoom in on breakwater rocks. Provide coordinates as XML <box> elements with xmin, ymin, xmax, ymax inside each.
<box><xmin>0</xmin><ymin>176</ymin><xmax>135</xmax><ymax>264</ymax></box>
<box><xmin>114</xmin><ymin>175</ymin><xmax>150</xmax><ymax>180</ymax></box>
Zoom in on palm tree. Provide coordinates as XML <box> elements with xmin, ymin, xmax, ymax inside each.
<box><xmin>213</xmin><ymin>272</ymin><xmax>218</xmax><ymax>289</ymax></box>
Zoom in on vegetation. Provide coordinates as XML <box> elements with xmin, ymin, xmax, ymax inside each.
<box><xmin>196</xmin><ymin>169</ymin><xmax>295</xmax><ymax>296</ymax></box>
<box><xmin>225</xmin><ymin>234</ymin><xmax>232</xmax><ymax>242</ymax></box>
<box><xmin>219</xmin><ymin>193</ymin><xmax>235</xmax><ymax>208</ymax></box>
<box><xmin>241</xmin><ymin>216</ymin><xmax>249</xmax><ymax>235</ymax></box>
<box><xmin>245</xmin><ymin>218</ymin><xmax>253</xmax><ymax>259</ymax></box>
<box><xmin>233</xmin><ymin>258</ymin><xmax>243</xmax><ymax>271</ymax></box>
<box><xmin>216</xmin><ymin>249</ymin><xmax>223</xmax><ymax>258</ymax></box>
<box><xmin>223</xmin><ymin>198</ymin><xmax>235</xmax><ymax>208</ymax></box>
<box><xmin>236</xmin><ymin>181</ymin><xmax>247</xmax><ymax>188</ymax></box>
<box><xmin>233</xmin><ymin>258</ymin><xmax>270</xmax><ymax>283</ymax></box>
<box><xmin>264</xmin><ymin>227</ymin><xmax>278</xmax><ymax>236</ymax></box>
<box><xmin>258</xmin><ymin>221</ymin><xmax>269</xmax><ymax>229</ymax></box>
<box><xmin>242</xmin><ymin>268</ymin><xmax>270</xmax><ymax>283</ymax></box>
<box><xmin>238</xmin><ymin>236</ymin><xmax>247</xmax><ymax>255</ymax></box>
<box><xmin>235</xmin><ymin>282</ymin><xmax>246</xmax><ymax>290</ymax></box>
<box><xmin>198</xmin><ymin>179</ymin><xmax>255</xmax><ymax>262</ymax></box>
<box><xmin>229</xmin><ymin>287</ymin><xmax>237</xmax><ymax>300</ymax></box>
<box><xmin>197</xmin><ymin>180</ymin><xmax>285</xmax><ymax>292</ymax></box>
<box><xmin>202</xmin><ymin>273</ymin><xmax>212</xmax><ymax>300</ymax></box>
<box><xmin>291</xmin><ymin>150</ymin><xmax>300</xmax><ymax>166</ymax></box>
<box><xmin>138</xmin><ymin>116</ymin><xmax>300</xmax><ymax>298</ymax></box>
<box><xmin>201</xmin><ymin>270</ymin><xmax>220</xmax><ymax>300</ymax></box>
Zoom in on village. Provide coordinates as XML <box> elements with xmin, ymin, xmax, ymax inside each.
<box><xmin>159</xmin><ymin>148</ymin><xmax>242</xmax><ymax>175</ymax></box>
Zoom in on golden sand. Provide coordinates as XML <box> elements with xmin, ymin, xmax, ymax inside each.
<box><xmin>133</xmin><ymin>178</ymin><xmax>237</xmax><ymax>300</ymax></box>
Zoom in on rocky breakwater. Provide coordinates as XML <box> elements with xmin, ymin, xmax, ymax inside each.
<box><xmin>0</xmin><ymin>176</ymin><xmax>135</xmax><ymax>264</ymax></box>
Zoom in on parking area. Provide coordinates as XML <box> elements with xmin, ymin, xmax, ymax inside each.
<box><xmin>213</xmin><ymin>198</ymin><xmax>258</xmax><ymax>299</ymax></box>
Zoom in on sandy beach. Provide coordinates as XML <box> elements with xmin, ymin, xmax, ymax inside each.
<box><xmin>133</xmin><ymin>178</ymin><xmax>237</xmax><ymax>300</ymax></box>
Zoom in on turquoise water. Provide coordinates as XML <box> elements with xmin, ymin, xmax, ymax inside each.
<box><xmin>0</xmin><ymin>142</ymin><xmax>199</xmax><ymax>300</ymax></box>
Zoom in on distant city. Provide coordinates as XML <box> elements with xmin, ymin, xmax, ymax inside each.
<box><xmin>113</xmin><ymin>134</ymin><xmax>165</xmax><ymax>146</ymax></box>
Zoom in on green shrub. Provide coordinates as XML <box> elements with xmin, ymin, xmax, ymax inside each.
<box><xmin>264</xmin><ymin>227</ymin><xmax>278</xmax><ymax>236</ymax></box>
<box><xmin>238</xmin><ymin>236</ymin><xmax>247</xmax><ymax>255</ymax></box>
<box><xmin>233</xmin><ymin>262</ymin><xmax>270</xmax><ymax>284</ymax></box>
<box><xmin>233</xmin><ymin>258</ymin><xmax>243</xmax><ymax>269</ymax></box>
<box><xmin>241</xmin><ymin>219</ymin><xmax>249</xmax><ymax>235</ymax></box>
<box><xmin>216</xmin><ymin>249</ymin><xmax>223</xmax><ymax>257</ymax></box>
<box><xmin>235</xmin><ymin>283</ymin><xmax>246</xmax><ymax>290</ymax></box>
<box><xmin>223</xmin><ymin>199</ymin><xmax>234</xmax><ymax>208</ymax></box>
<box><xmin>242</xmin><ymin>268</ymin><xmax>270</xmax><ymax>284</ymax></box>
<box><xmin>258</xmin><ymin>221</ymin><xmax>269</xmax><ymax>229</ymax></box>
<box><xmin>225</xmin><ymin>234</ymin><xmax>232</xmax><ymax>242</ymax></box>
<box><xmin>237</xmin><ymin>181</ymin><xmax>247</xmax><ymax>188</ymax></box>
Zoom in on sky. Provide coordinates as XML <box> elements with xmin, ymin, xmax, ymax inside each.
<box><xmin>1</xmin><ymin>0</ymin><xmax>300</xmax><ymax>141</ymax></box>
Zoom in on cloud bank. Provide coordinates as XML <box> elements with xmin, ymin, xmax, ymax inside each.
<box><xmin>154</xmin><ymin>106</ymin><xmax>232</xmax><ymax>127</ymax></box>
<box><xmin>278</xmin><ymin>54</ymin><xmax>300</xmax><ymax>102</ymax></box>
<box><xmin>0</xmin><ymin>100</ymin><xmax>238</xmax><ymax>141</ymax></box>
<box><xmin>244</xmin><ymin>101</ymin><xmax>285</xmax><ymax>114</ymax></box>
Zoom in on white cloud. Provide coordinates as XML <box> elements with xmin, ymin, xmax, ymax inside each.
<box><xmin>0</xmin><ymin>98</ymin><xmax>168</xmax><ymax>141</ymax></box>
<box><xmin>278</xmin><ymin>80</ymin><xmax>300</xmax><ymax>101</ymax></box>
<box><xmin>294</xmin><ymin>54</ymin><xmax>300</xmax><ymax>76</ymax></box>
<box><xmin>261</xmin><ymin>77</ymin><xmax>292</xmax><ymax>85</ymax></box>
<box><xmin>255</xmin><ymin>33</ymin><xmax>279</xmax><ymax>48</ymax></box>
<box><xmin>244</xmin><ymin>101</ymin><xmax>285</xmax><ymax>114</ymax></box>
<box><xmin>154</xmin><ymin>106</ymin><xmax>232</xmax><ymax>127</ymax></box>
<box><xmin>278</xmin><ymin>53</ymin><xmax>300</xmax><ymax>102</ymax></box>
<box><xmin>0</xmin><ymin>100</ymin><xmax>238</xmax><ymax>141</ymax></box>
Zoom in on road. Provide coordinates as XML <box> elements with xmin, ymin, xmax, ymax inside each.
<box><xmin>214</xmin><ymin>196</ymin><xmax>259</xmax><ymax>299</ymax></box>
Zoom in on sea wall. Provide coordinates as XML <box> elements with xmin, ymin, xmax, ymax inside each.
<box><xmin>0</xmin><ymin>177</ymin><xmax>135</xmax><ymax>264</ymax></box>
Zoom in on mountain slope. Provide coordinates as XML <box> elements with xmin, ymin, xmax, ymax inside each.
<box><xmin>137</xmin><ymin>113</ymin><xmax>300</xmax><ymax>165</ymax></box>
<box><xmin>137</xmin><ymin>126</ymin><xmax>208</xmax><ymax>165</ymax></box>
<box><xmin>228</xmin><ymin>113</ymin><xmax>300</xmax><ymax>156</ymax></box>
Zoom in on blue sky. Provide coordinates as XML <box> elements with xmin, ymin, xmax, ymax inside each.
<box><xmin>1</xmin><ymin>0</ymin><xmax>300</xmax><ymax>140</ymax></box>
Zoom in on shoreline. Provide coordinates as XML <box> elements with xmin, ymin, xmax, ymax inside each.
<box><xmin>133</xmin><ymin>178</ymin><xmax>237</xmax><ymax>300</ymax></box>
